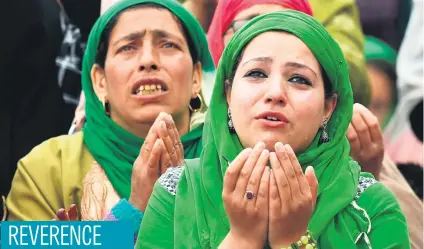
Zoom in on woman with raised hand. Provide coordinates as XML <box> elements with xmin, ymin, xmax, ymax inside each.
<box><xmin>5</xmin><ymin>0</ymin><xmax>214</xmax><ymax>224</ymax></box>
<box><xmin>137</xmin><ymin>10</ymin><xmax>409</xmax><ymax>249</ymax></box>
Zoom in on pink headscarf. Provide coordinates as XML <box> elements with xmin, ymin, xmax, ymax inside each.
<box><xmin>207</xmin><ymin>0</ymin><xmax>314</xmax><ymax>66</ymax></box>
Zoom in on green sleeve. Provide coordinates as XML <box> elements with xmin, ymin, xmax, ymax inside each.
<box><xmin>136</xmin><ymin>182</ymin><xmax>175</xmax><ymax>249</ymax></box>
<box><xmin>358</xmin><ymin>182</ymin><xmax>411</xmax><ymax>249</ymax></box>
<box><xmin>309</xmin><ymin>0</ymin><xmax>371</xmax><ymax>106</ymax></box>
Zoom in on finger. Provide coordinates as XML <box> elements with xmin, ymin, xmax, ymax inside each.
<box><xmin>223</xmin><ymin>148</ymin><xmax>252</xmax><ymax>195</ymax></box>
<box><xmin>286</xmin><ymin>145</ymin><xmax>309</xmax><ymax>196</ymax></box>
<box><xmin>275</xmin><ymin>143</ymin><xmax>301</xmax><ymax>201</ymax></box>
<box><xmin>351</xmin><ymin>111</ymin><xmax>372</xmax><ymax>150</ymax></box>
<box><xmin>246</xmin><ymin>149</ymin><xmax>269</xmax><ymax>207</ymax></box>
<box><xmin>359</xmin><ymin>108</ymin><xmax>383</xmax><ymax>143</ymax></box>
<box><xmin>268</xmin><ymin>168</ymin><xmax>281</xmax><ymax>217</ymax></box>
<box><xmin>140</xmin><ymin>129</ymin><xmax>158</xmax><ymax>161</ymax></box>
<box><xmin>270</xmin><ymin>145</ymin><xmax>290</xmax><ymax>206</ymax></box>
<box><xmin>346</xmin><ymin>123</ymin><xmax>361</xmax><ymax>154</ymax></box>
<box><xmin>159</xmin><ymin>147</ymin><xmax>171</xmax><ymax>175</ymax></box>
<box><xmin>68</xmin><ymin>204</ymin><xmax>78</xmax><ymax>221</ymax></box>
<box><xmin>164</xmin><ymin>114</ymin><xmax>183</xmax><ymax>163</ymax></box>
<box><xmin>146</xmin><ymin>139</ymin><xmax>163</xmax><ymax>178</ymax></box>
<box><xmin>255</xmin><ymin>167</ymin><xmax>270</xmax><ymax>211</ymax></box>
<box><xmin>168</xmin><ymin>114</ymin><xmax>184</xmax><ymax>165</ymax></box>
<box><xmin>56</xmin><ymin>209</ymin><xmax>69</xmax><ymax>221</ymax></box>
<box><xmin>305</xmin><ymin>166</ymin><xmax>318</xmax><ymax>209</ymax></box>
<box><xmin>75</xmin><ymin>116</ymin><xmax>85</xmax><ymax>131</ymax></box>
<box><xmin>158</xmin><ymin>121</ymin><xmax>179</xmax><ymax>166</ymax></box>
<box><xmin>140</xmin><ymin>113</ymin><xmax>167</xmax><ymax>159</ymax></box>
<box><xmin>233</xmin><ymin>142</ymin><xmax>265</xmax><ymax>202</ymax></box>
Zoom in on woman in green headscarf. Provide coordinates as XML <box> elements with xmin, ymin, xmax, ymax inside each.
<box><xmin>137</xmin><ymin>11</ymin><xmax>409</xmax><ymax>248</ymax></box>
<box><xmin>5</xmin><ymin>0</ymin><xmax>214</xmax><ymax>222</ymax></box>
<box><xmin>365</xmin><ymin>36</ymin><xmax>398</xmax><ymax>129</ymax></box>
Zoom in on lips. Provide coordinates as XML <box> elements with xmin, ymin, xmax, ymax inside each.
<box><xmin>132</xmin><ymin>78</ymin><xmax>168</xmax><ymax>96</ymax></box>
<box><xmin>255</xmin><ymin>111</ymin><xmax>289</xmax><ymax>123</ymax></box>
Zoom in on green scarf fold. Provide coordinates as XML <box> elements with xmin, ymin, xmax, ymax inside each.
<box><xmin>176</xmin><ymin>10</ymin><xmax>365</xmax><ymax>248</ymax></box>
<box><xmin>81</xmin><ymin>0</ymin><xmax>214</xmax><ymax>199</ymax></box>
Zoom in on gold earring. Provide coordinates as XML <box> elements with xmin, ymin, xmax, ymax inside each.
<box><xmin>189</xmin><ymin>93</ymin><xmax>204</xmax><ymax>113</ymax></box>
<box><xmin>102</xmin><ymin>96</ymin><xmax>110</xmax><ymax>116</ymax></box>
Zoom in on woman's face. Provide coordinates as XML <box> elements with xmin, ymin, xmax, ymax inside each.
<box><xmin>92</xmin><ymin>7</ymin><xmax>202</xmax><ymax>137</ymax></box>
<box><xmin>223</xmin><ymin>4</ymin><xmax>286</xmax><ymax>46</ymax></box>
<box><xmin>367</xmin><ymin>65</ymin><xmax>394</xmax><ymax>125</ymax></box>
<box><xmin>227</xmin><ymin>32</ymin><xmax>337</xmax><ymax>153</ymax></box>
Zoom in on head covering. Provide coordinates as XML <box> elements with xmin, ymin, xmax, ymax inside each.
<box><xmin>365</xmin><ymin>35</ymin><xmax>398</xmax><ymax>127</ymax></box>
<box><xmin>365</xmin><ymin>36</ymin><xmax>397</xmax><ymax>66</ymax></box>
<box><xmin>139</xmin><ymin>10</ymin><xmax>375</xmax><ymax>248</ymax></box>
<box><xmin>207</xmin><ymin>0</ymin><xmax>313</xmax><ymax>66</ymax></box>
<box><xmin>81</xmin><ymin>0</ymin><xmax>214</xmax><ymax>199</ymax></box>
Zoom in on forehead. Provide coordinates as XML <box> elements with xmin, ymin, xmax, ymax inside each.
<box><xmin>241</xmin><ymin>31</ymin><xmax>319</xmax><ymax>69</ymax></box>
<box><xmin>234</xmin><ymin>4</ymin><xmax>286</xmax><ymax>21</ymax></box>
<box><xmin>110</xmin><ymin>7</ymin><xmax>185</xmax><ymax>41</ymax></box>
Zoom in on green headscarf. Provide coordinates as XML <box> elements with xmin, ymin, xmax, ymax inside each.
<box><xmin>365</xmin><ymin>36</ymin><xmax>397</xmax><ymax>66</ymax></box>
<box><xmin>138</xmin><ymin>10</ymin><xmax>378</xmax><ymax>248</ymax></box>
<box><xmin>365</xmin><ymin>36</ymin><xmax>398</xmax><ymax>128</ymax></box>
<box><xmin>82</xmin><ymin>0</ymin><xmax>214</xmax><ymax>199</ymax></box>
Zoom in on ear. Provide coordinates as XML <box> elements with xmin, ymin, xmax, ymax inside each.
<box><xmin>323</xmin><ymin>94</ymin><xmax>338</xmax><ymax>122</ymax></box>
<box><xmin>91</xmin><ymin>64</ymin><xmax>108</xmax><ymax>101</ymax></box>
<box><xmin>191</xmin><ymin>62</ymin><xmax>203</xmax><ymax>98</ymax></box>
<box><xmin>225</xmin><ymin>79</ymin><xmax>232</xmax><ymax>106</ymax></box>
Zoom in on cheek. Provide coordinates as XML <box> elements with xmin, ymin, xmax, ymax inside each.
<box><xmin>104</xmin><ymin>60</ymin><xmax>134</xmax><ymax>100</ymax></box>
<box><xmin>229</xmin><ymin>82</ymin><xmax>264</xmax><ymax>132</ymax></box>
<box><xmin>290</xmin><ymin>90</ymin><xmax>325</xmax><ymax>129</ymax></box>
<box><xmin>162</xmin><ymin>54</ymin><xmax>193</xmax><ymax>87</ymax></box>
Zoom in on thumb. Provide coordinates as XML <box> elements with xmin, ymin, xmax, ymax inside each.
<box><xmin>305</xmin><ymin>166</ymin><xmax>318</xmax><ymax>209</ymax></box>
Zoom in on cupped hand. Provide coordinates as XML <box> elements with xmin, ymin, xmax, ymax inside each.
<box><xmin>268</xmin><ymin>143</ymin><xmax>318</xmax><ymax>249</ymax></box>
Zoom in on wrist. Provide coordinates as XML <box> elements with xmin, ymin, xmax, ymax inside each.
<box><xmin>128</xmin><ymin>196</ymin><xmax>146</xmax><ymax>213</ymax></box>
<box><xmin>219</xmin><ymin>230</ymin><xmax>262</xmax><ymax>249</ymax></box>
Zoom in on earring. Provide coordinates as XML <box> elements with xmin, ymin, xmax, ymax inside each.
<box><xmin>189</xmin><ymin>93</ymin><xmax>204</xmax><ymax>113</ymax></box>
<box><xmin>102</xmin><ymin>96</ymin><xmax>110</xmax><ymax>116</ymax></box>
<box><xmin>318</xmin><ymin>119</ymin><xmax>330</xmax><ymax>145</ymax></box>
<box><xmin>228</xmin><ymin>108</ymin><xmax>235</xmax><ymax>133</ymax></box>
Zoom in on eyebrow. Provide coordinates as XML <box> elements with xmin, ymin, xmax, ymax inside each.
<box><xmin>113</xmin><ymin>29</ymin><xmax>184</xmax><ymax>46</ymax></box>
<box><xmin>285</xmin><ymin>62</ymin><xmax>318</xmax><ymax>78</ymax></box>
<box><xmin>242</xmin><ymin>57</ymin><xmax>318</xmax><ymax>77</ymax></box>
<box><xmin>242</xmin><ymin>56</ymin><xmax>273</xmax><ymax>66</ymax></box>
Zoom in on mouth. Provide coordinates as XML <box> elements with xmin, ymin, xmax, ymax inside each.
<box><xmin>132</xmin><ymin>78</ymin><xmax>168</xmax><ymax>96</ymax></box>
<box><xmin>255</xmin><ymin>111</ymin><xmax>289</xmax><ymax>127</ymax></box>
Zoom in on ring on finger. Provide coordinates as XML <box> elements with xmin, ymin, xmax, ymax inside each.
<box><xmin>245</xmin><ymin>190</ymin><xmax>256</xmax><ymax>200</ymax></box>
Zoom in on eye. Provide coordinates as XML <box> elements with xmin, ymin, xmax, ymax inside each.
<box><xmin>162</xmin><ymin>42</ymin><xmax>179</xmax><ymax>49</ymax></box>
<box><xmin>118</xmin><ymin>45</ymin><xmax>134</xmax><ymax>53</ymax></box>
<box><xmin>244</xmin><ymin>69</ymin><xmax>267</xmax><ymax>78</ymax></box>
<box><xmin>288</xmin><ymin>75</ymin><xmax>312</xmax><ymax>86</ymax></box>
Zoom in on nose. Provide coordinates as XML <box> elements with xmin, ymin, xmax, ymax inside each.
<box><xmin>264</xmin><ymin>76</ymin><xmax>288</xmax><ymax>105</ymax></box>
<box><xmin>138</xmin><ymin>41</ymin><xmax>158</xmax><ymax>72</ymax></box>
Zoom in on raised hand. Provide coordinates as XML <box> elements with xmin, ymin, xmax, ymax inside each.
<box><xmin>219</xmin><ymin>142</ymin><xmax>270</xmax><ymax>249</ymax></box>
<box><xmin>347</xmin><ymin>103</ymin><xmax>384</xmax><ymax>179</ymax></box>
<box><xmin>53</xmin><ymin>204</ymin><xmax>79</xmax><ymax>221</ymax></box>
<box><xmin>129</xmin><ymin>112</ymin><xmax>184</xmax><ymax>212</ymax></box>
<box><xmin>268</xmin><ymin>143</ymin><xmax>318</xmax><ymax>249</ymax></box>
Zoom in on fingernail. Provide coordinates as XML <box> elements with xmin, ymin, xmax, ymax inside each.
<box><xmin>256</xmin><ymin>141</ymin><xmax>265</xmax><ymax>149</ymax></box>
<box><xmin>160</xmin><ymin>121</ymin><xmax>166</xmax><ymax>129</ymax></box>
<box><xmin>275</xmin><ymin>142</ymin><xmax>284</xmax><ymax>150</ymax></box>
